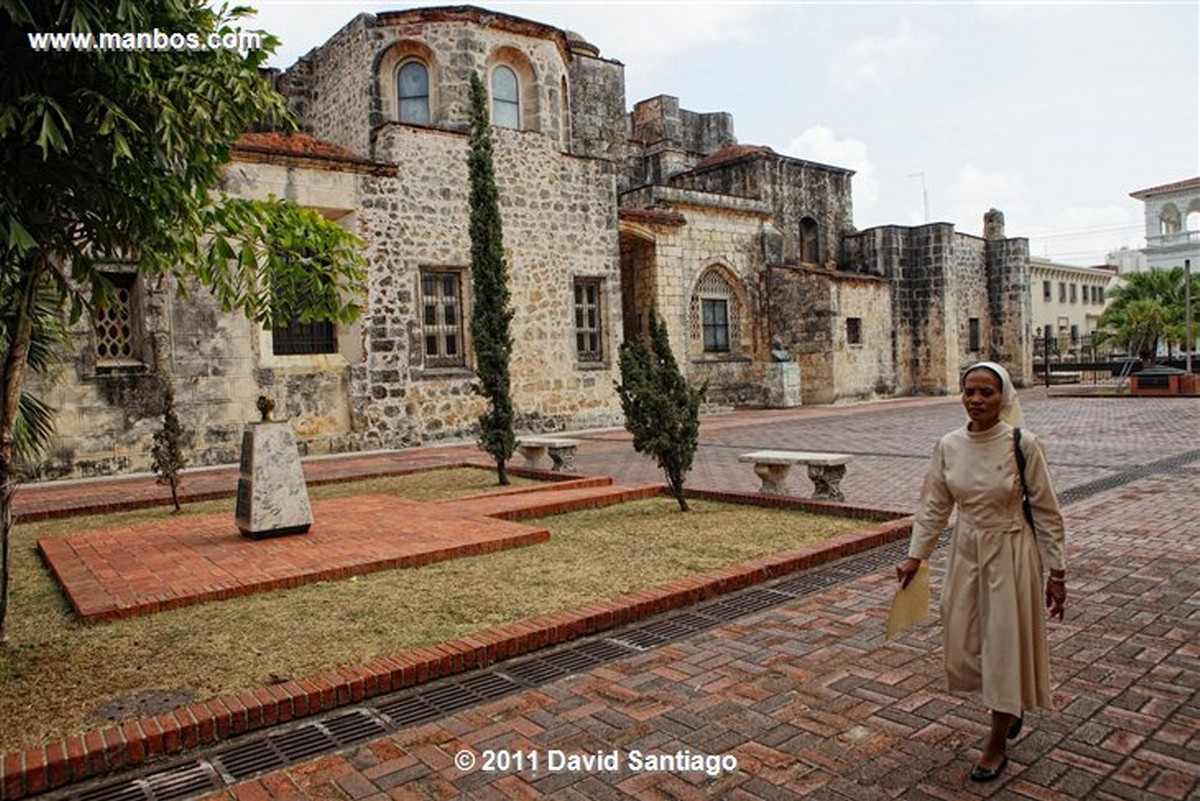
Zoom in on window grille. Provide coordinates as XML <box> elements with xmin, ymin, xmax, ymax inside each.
<box><xmin>688</xmin><ymin>270</ymin><xmax>739</xmax><ymax>354</ymax></box>
<box><xmin>422</xmin><ymin>270</ymin><xmax>464</xmax><ymax>367</ymax></box>
<box><xmin>573</xmin><ymin>279</ymin><xmax>603</xmax><ymax>362</ymax></box>
<box><xmin>272</xmin><ymin>319</ymin><xmax>336</xmax><ymax>355</ymax></box>
<box><xmin>94</xmin><ymin>272</ymin><xmax>139</xmax><ymax>364</ymax></box>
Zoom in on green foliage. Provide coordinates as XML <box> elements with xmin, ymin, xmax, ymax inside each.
<box><xmin>1094</xmin><ymin>267</ymin><xmax>1200</xmax><ymax>362</ymax></box>
<box><xmin>466</xmin><ymin>72</ymin><xmax>516</xmax><ymax>485</ymax></box>
<box><xmin>1</xmin><ymin>276</ymin><xmax>66</xmax><ymax>467</ymax></box>
<box><xmin>151</xmin><ymin>375</ymin><xmax>188</xmax><ymax>512</ymax></box>
<box><xmin>616</xmin><ymin>309</ymin><xmax>705</xmax><ymax>511</ymax></box>
<box><xmin>0</xmin><ymin>0</ymin><xmax>367</xmax><ymax>639</ymax></box>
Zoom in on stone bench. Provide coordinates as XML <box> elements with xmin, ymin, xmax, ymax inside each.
<box><xmin>737</xmin><ymin>450</ymin><xmax>853</xmax><ymax>501</ymax></box>
<box><xmin>516</xmin><ymin>437</ymin><xmax>581</xmax><ymax>472</ymax></box>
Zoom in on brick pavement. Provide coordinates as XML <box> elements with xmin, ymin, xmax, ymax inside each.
<box><xmin>8</xmin><ymin>392</ymin><xmax>1200</xmax><ymax>800</ymax></box>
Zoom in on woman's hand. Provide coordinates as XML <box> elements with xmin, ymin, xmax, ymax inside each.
<box><xmin>895</xmin><ymin>557</ymin><xmax>922</xmax><ymax>590</ymax></box>
<box><xmin>1045</xmin><ymin>576</ymin><xmax>1066</xmax><ymax>620</ymax></box>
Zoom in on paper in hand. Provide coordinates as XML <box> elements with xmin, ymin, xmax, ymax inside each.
<box><xmin>886</xmin><ymin>563</ymin><xmax>931</xmax><ymax>640</ymax></box>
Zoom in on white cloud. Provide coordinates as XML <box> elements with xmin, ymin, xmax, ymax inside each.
<box><xmin>829</xmin><ymin>19</ymin><xmax>936</xmax><ymax>92</ymax></box>
<box><xmin>941</xmin><ymin>165</ymin><xmax>1029</xmax><ymax>236</ymax></box>
<box><xmin>1023</xmin><ymin>204</ymin><xmax>1145</xmax><ymax>265</ymax></box>
<box><xmin>782</xmin><ymin>127</ymin><xmax>879</xmax><ymax>216</ymax></box>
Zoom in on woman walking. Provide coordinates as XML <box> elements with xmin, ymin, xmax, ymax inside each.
<box><xmin>896</xmin><ymin>361</ymin><xmax>1067</xmax><ymax>782</ymax></box>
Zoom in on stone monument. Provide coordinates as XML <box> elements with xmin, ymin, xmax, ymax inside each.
<box><xmin>764</xmin><ymin>339</ymin><xmax>802</xmax><ymax>408</ymax></box>
<box><xmin>235</xmin><ymin>396</ymin><xmax>313</xmax><ymax>539</ymax></box>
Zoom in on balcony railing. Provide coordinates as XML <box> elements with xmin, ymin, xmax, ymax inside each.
<box><xmin>1146</xmin><ymin>230</ymin><xmax>1200</xmax><ymax>247</ymax></box>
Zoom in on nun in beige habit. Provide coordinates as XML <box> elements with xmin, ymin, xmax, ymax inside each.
<box><xmin>896</xmin><ymin>361</ymin><xmax>1066</xmax><ymax>782</ymax></box>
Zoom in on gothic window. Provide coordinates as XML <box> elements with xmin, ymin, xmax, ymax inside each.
<box><xmin>421</xmin><ymin>269</ymin><xmax>464</xmax><ymax>367</ymax></box>
<box><xmin>573</xmin><ymin>278</ymin><xmax>603</xmax><ymax>362</ymax></box>
<box><xmin>491</xmin><ymin>65</ymin><xmax>519</xmax><ymax>129</ymax></box>
<box><xmin>799</xmin><ymin>217</ymin><xmax>820</xmax><ymax>264</ymax></box>
<box><xmin>94</xmin><ymin>271</ymin><xmax>143</xmax><ymax>366</ymax></box>
<box><xmin>688</xmin><ymin>269</ymin><xmax>740</xmax><ymax>355</ymax></box>
<box><xmin>398</xmin><ymin>60</ymin><xmax>430</xmax><ymax>125</ymax></box>
<box><xmin>846</xmin><ymin>317</ymin><xmax>863</xmax><ymax>346</ymax></box>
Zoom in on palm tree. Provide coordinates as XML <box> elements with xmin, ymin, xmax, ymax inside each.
<box><xmin>2</xmin><ymin>278</ymin><xmax>66</xmax><ymax>470</ymax></box>
<box><xmin>1094</xmin><ymin>267</ymin><xmax>1196</xmax><ymax>364</ymax></box>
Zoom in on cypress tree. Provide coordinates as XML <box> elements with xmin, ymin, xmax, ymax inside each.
<box><xmin>467</xmin><ymin>72</ymin><xmax>516</xmax><ymax>484</ymax></box>
<box><xmin>616</xmin><ymin>308</ymin><xmax>706</xmax><ymax>511</ymax></box>
<box><xmin>151</xmin><ymin>373</ymin><xmax>188</xmax><ymax>512</ymax></box>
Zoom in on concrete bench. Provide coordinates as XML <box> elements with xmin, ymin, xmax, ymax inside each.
<box><xmin>738</xmin><ymin>450</ymin><xmax>853</xmax><ymax>501</ymax></box>
<box><xmin>516</xmin><ymin>437</ymin><xmax>581</xmax><ymax>472</ymax></box>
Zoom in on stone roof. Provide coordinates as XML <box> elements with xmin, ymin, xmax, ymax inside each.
<box><xmin>1129</xmin><ymin>176</ymin><xmax>1200</xmax><ymax>199</ymax></box>
<box><xmin>695</xmin><ymin>144</ymin><xmax>776</xmax><ymax>170</ymax></box>
<box><xmin>230</xmin><ymin>132</ymin><xmax>396</xmax><ymax>176</ymax></box>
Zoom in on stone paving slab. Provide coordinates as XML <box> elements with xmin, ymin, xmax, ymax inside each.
<box><xmin>36</xmin><ymin>494</ymin><xmax>552</xmax><ymax>623</ymax></box>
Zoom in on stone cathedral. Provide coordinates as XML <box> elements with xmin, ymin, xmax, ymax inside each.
<box><xmin>31</xmin><ymin>5</ymin><xmax>1033</xmax><ymax>479</ymax></box>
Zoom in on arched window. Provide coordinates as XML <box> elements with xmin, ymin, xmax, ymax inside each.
<box><xmin>688</xmin><ymin>268</ymin><xmax>741</xmax><ymax>354</ymax></box>
<box><xmin>491</xmin><ymin>65</ymin><xmax>519</xmax><ymax>128</ymax></box>
<box><xmin>799</xmin><ymin>217</ymin><xmax>820</xmax><ymax>264</ymax></box>
<box><xmin>398</xmin><ymin>60</ymin><xmax>430</xmax><ymax>125</ymax></box>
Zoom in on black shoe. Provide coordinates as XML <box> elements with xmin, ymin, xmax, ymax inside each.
<box><xmin>969</xmin><ymin>756</ymin><xmax>1008</xmax><ymax>783</ymax></box>
<box><xmin>1007</xmin><ymin>715</ymin><xmax>1024</xmax><ymax>740</ymax></box>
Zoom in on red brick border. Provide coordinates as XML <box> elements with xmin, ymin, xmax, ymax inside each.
<box><xmin>0</xmin><ymin>509</ymin><xmax>911</xmax><ymax>800</ymax></box>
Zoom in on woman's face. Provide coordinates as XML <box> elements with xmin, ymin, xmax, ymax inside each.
<box><xmin>961</xmin><ymin>368</ymin><xmax>1003</xmax><ymax>430</ymax></box>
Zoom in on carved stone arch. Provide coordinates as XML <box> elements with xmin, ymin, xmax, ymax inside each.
<box><xmin>1185</xmin><ymin>197</ymin><xmax>1200</xmax><ymax>231</ymax></box>
<box><xmin>1159</xmin><ymin>202</ymin><xmax>1181</xmax><ymax>235</ymax></box>
<box><xmin>687</xmin><ymin>262</ymin><xmax>749</xmax><ymax>357</ymax></box>
<box><xmin>485</xmin><ymin>45</ymin><xmax>540</xmax><ymax>131</ymax></box>
<box><xmin>375</xmin><ymin>40</ymin><xmax>440</xmax><ymax>126</ymax></box>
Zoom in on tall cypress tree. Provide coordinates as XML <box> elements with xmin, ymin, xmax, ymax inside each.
<box><xmin>467</xmin><ymin>72</ymin><xmax>516</xmax><ymax>484</ymax></box>
<box><xmin>616</xmin><ymin>308</ymin><xmax>706</xmax><ymax>511</ymax></box>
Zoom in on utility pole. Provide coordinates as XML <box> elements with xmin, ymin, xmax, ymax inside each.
<box><xmin>907</xmin><ymin>172</ymin><xmax>929</xmax><ymax>223</ymax></box>
<box><xmin>1186</xmin><ymin>258</ymin><xmax>1193</xmax><ymax>374</ymax></box>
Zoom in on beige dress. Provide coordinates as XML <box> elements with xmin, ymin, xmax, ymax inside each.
<box><xmin>908</xmin><ymin>422</ymin><xmax>1066</xmax><ymax>715</ymax></box>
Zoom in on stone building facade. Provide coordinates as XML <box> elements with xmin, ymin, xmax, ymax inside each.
<box><xmin>28</xmin><ymin>5</ymin><xmax>1033</xmax><ymax>479</ymax></box>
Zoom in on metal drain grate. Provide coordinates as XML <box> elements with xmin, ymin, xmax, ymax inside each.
<box><xmin>699</xmin><ymin>588</ymin><xmax>790</xmax><ymax>621</ymax></box>
<box><xmin>377</xmin><ymin>695</ymin><xmax>440</xmax><ymax>728</ymax></box>
<box><xmin>322</xmin><ymin>710</ymin><xmax>388</xmax><ymax>745</ymax></box>
<box><xmin>144</xmin><ymin>765</ymin><xmax>217</xmax><ymax>801</ymax></box>
<box><xmin>76</xmin><ymin>781</ymin><xmax>146</xmax><ymax>801</ymax></box>
<box><xmin>270</xmin><ymin>725</ymin><xmax>335</xmax><ymax>762</ymax></box>
<box><xmin>211</xmin><ymin>738</ymin><xmax>284</xmax><ymax>782</ymax></box>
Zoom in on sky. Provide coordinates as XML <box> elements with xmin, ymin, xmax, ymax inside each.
<box><xmin>237</xmin><ymin>1</ymin><xmax>1199</xmax><ymax>267</ymax></box>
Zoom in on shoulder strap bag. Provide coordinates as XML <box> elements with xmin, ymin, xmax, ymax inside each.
<box><xmin>1013</xmin><ymin>427</ymin><xmax>1035</xmax><ymax>529</ymax></box>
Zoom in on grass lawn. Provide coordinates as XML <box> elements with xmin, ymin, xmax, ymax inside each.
<box><xmin>0</xmin><ymin>467</ymin><xmax>866</xmax><ymax>755</ymax></box>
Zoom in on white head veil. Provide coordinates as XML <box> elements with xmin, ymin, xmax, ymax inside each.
<box><xmin>961</xmin><ymin>361</ymin><xmax>1024</xmax><ymax>427</ymax></box>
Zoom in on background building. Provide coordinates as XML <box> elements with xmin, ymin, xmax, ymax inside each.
<box><xmin>27</xmin><ymin>6</ymin><xmax>1033</xmax><ymax>479</ymax></box>
<box><xmin>1131</xmin><ymin>176</ymin><xmax>1200</xmax><ymax>271</ymax></box>
<box><xmin>1029</xmin><ymin>257</ymin><xmax>1117</xmax><ymax>360</ymax></box>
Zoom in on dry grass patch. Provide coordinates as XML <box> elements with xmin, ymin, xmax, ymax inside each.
<box><xmin>0</xmin><ymin>468</ymin><xmax>863</xmax><ymax>754</ymax></box>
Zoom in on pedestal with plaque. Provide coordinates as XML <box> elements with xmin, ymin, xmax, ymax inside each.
<box><xmin>235</xmin><ymin>419</ymin><xmax>313</xmax><ymax>540</ymax></box>
<box><xmin>764</xmin><ymin>362</ymin><xmax>802</xmax><ymax>408</ymax></box>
